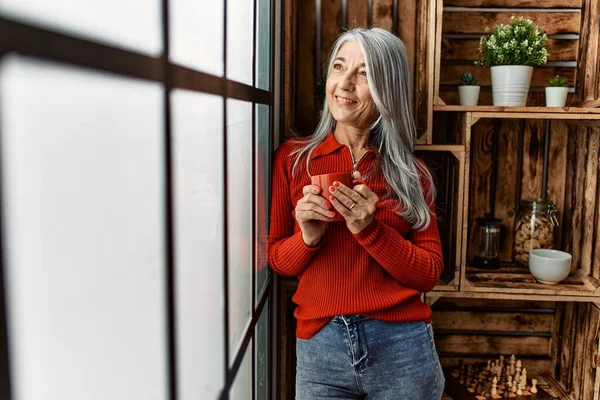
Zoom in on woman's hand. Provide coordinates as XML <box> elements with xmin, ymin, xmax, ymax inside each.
<box><xmin>328</xmin><ymin>171</ymin><xmax>379</xmax><ymax>234</ymax></box>
<box><xmin>295</xmin><ymin>185</ymin><xmax>335</xmax><ymax>247</ymax></box>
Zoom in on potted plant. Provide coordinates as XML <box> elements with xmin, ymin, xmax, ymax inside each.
<box><xmin>545</xmin><ymin>75</ymin><xmax>568</xmax><ymax>107</ymax></box>
<box><xmin>476</xmin><ymin>16</ymin><xmax>549</xmax><ymax>106</ymax></box>
<box><xmin>458</xmin><ymin>72</ymin><xmax>480</xmax><ymax>106</ymax></box>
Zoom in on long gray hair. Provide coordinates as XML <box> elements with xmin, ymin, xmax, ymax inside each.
<box><xmin>292</xmin><ymin>27</ymin><xmax>435</xmax><ymax>230</ymax></box>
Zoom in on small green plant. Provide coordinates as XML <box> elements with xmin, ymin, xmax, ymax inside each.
<box><xmin>460</xmin><ymin>72</ymin><xmax>479</xmax><ymax>86</ymax></box>
<box><xmin>548</xmin><ymin>74</ymin><xmax>568</xmax><ymax>87</ymax></box>
<box><xmin>475</xmin><ymin>16</ymin><xmax>549</xmax><ymax>67</ymax></box>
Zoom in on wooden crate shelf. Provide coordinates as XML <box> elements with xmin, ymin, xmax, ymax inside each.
<box><xmin>416</xmin><ymin>144</ymin><xmax>466</xmax><ymax>291</ymax></box>
<box><xmin>434</xmin><ymin>105</ymin><xmax>600</xmax><ymax>116</ymax></box>
<box><xmin>462</xmin><ymin>264</ymin><xmax>600</xmax><ymax>302</ymax></box>
<box><xmin>425</xmin><ymin>110</ymin><xmax>600</xmax><ymax>303</ymax></box>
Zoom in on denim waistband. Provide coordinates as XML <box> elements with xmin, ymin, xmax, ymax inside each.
<box><xmin>331</xmin><ymin>314</ymin><xmax>368</xmax><ymax>324</ymax></box>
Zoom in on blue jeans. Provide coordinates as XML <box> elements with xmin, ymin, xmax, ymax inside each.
<box><xmin>296</xmin><ymin>316</ymin><xmax>444</xmax><ymax>400</ymax></box>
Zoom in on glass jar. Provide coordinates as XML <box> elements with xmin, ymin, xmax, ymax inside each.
<box><xmin>513</xmin><ymin>199</ymin><xmax>559</xmax><ymax>266</ymax></box>
<box><xmin>473</xmin><ymin>213</ymin><xmax>504</xmax><ymax>269</ymax></box>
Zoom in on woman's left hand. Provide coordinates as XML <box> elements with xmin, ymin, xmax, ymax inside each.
<box><xmin>328</xmin><ymin>171</ymin><xmax>379</xmax><ymax>234</ymax></box>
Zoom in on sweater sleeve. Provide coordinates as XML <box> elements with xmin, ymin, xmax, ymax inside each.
<box><xmin>352</xmin><ymin>164</ymin><xmax>444</xmax><ymax>292</ymax></box>
<box><xmin>352</xmin><ymin>212</ymin><xmax>443</xmax><ymax>292</ymax></box>
<box><xmin>267</xmin><ymin>143</ymin><xmax>320</xmax><ymax>277</ymax></box>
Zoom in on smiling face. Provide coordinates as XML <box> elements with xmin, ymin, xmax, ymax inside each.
<box><xmin>326</xmin><ymin>40</ymin><xmax>378</xmax><ymax>130</ymax></box>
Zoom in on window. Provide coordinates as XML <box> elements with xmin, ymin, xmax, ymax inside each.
<box><xmin>0</xmin><ymin>0</ymin><xmax>276</xmax><ymax>399</ymax></box>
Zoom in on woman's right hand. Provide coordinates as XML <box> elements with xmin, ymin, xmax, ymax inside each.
<box><xmin>295</xmin><ymin>185</ymin><xmax>335</xmax><ymax>247</ymax></box>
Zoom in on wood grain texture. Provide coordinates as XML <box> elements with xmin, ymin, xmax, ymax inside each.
<box><xmin>295</xmin><ymin>0</ymin><xmax>317</xmax><ymax>136</ymax></box>
<box><xmin>432</xmin><ymin>298</ymin><xmax>556</xmax><ymax>310</ymax></box>
<box><xmin>439</xmin><ymin>357</ymin><xmax>552</xmax><ymax>377</ymax></box>
<box><xmin>283</xmin><ymin>0</ymin><xmax>296</xmax><ymax>138</ymax></box>
<box><xmin>443</xmin><ymin>0</ymin><xmax>582</xmax><ymax>7</ymax></box>
<box><xmin>581</xmin><ymin>128</ymin><xmax>599</xmax><ymax>274</ymax></box>
<box><xmin>443</xmin><ymin>11</ymin><xmax>581</xmax><ymax>35</ymax></box>
<box><xmin>278</xmin><ymin>279</ymin><xmax>299</xmax><ymax>400</ymax></box>
<box><xmin>433</xmin><ymin>0</ymin><xmax>444</xmax><ymax>110</ymax></box>
<box><xmin>372</xmin><ymin>0</ymin><xmax>393</xmax><ymax>31</ymax></box>
<box><xmin>570</xmin><ymin>131</ymin><xmax>589</xmax><ymax>269</ymax></box>
<box><xmin>466</xmin><ymin>120</ymin><xmax>494</xmax><ymax>262</ymax></box>
<box><xmin>520</xmin><ymin>121</ymin><xmax>545</xmax><ymax>201</ymax></box>
<box><xmin>576</xmin><ymin>0</ymin><xmax>600</xmax><ymax>102</ymax></box>
<box><xmin>557</xmin><ymin>303</ymin><xmax>600</xmax><ymax>400</ymax></box>
<box><xmin>495</xmin><ymin>119</ymin><xmax>521</xmax><ymax>262</ymax></box>
<box><xmin>398</xmin><ymin>0</ymin><xmax>417</xmax><ymax>92</ymax></box>
<box><xmin>550</xmin><ymin>302</ymin><xmax>564</xmax><ymax>375</ymax></box>
<box><xmin>439</xmin><ymin>65</ymin><xmax>577</xmax><ymax>88</ymax></box>
<box><xmin>415</xmin><ymin>0</ymin><xmax>432</xmax><ymax>140</ymax></box>
<box><xmin>460</xmin><ymin>113</ymin><xmax>472</xmax><ymax>285</ymax></box>
<box><xmin>436</xmin><ymin>334</ymin><xmax>551</xmax><ymax>355</ymax></box>
<box><xmin>433</xmin><ymin>311</ymin><xmax>554</xmax><ymax>332</ymax></box>
<box><xmin>321</xmin><ymin>0</ymin><xmax>343</xmax><ymax>76</ymax></box>
<box><xmin>441</xmin><ymin>38</ymin><xmax>579</xmax><ymax>62</ymax></box>
<box><xmin>595</xmin><ymin>139</ymin><xmax>600</xmax><ymax>278</ymax></box>
<box><xmin>347</xmin><ymin>0</ymin><xmax>369</xmax><ymax>28</ymax></box>
<box><xmin>561</xmin><ymin>125</ymin><xmax>577</xmax><ymax>258</ymax></box>
<box><xmin>545</xmin><ymin>121</ymin><xmax>569</xmax><ymax>249</ymax></box>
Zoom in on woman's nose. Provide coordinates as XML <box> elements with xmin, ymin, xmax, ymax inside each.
<box><xmin>337</xmin><ymin>72</ymin><xmax>355</xmax><ymax>91</ymax></box>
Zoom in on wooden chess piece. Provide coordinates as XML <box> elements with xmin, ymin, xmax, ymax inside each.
<box><xmin>516</xmin><ymin>382</ymin><xmax>523</xmax><ymax>396</ymax></box>
<box><xmin>487</xmin><ymin>360</ymin><xmax>492</xmax><ymax>371</ymax></box>
<box><xmin>511</xmin><ymin>379</ymin><xmax>518</xmax><ymax>393</ymax></box>
<box><xmin>530</xmin><ymin>378</ymin><xmax>538</xmax><ymax>393</ymax></box>
<box><xmin>503</xmin><ymin>388</ymin><xmax>510</xmax><ymax>398</ymax></box>
<box><xmin>491</xmin><ymin>376</ymin><xmax>498</xmax><ymax>395</ymax></box>
<box><xmin>476</xmin><ymin>381</ymin><xmax>484</xmax><ymax>395</ymax></box>
<box><xmin>484</xmin><ymin>381</ymin><xmax>492</xmax><ymax>397</ymax></box>
<box><xmin>521</xmin><ymin>367</ymin><xmax>527</xmax><ymax>387</ymax></box>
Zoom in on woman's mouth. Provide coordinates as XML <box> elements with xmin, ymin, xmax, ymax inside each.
<box><xmin>335</xmin><ymin>95</ymin><xmax>357</xmax><ymax>105</ymax></box>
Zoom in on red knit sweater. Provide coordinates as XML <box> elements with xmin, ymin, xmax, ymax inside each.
<box><xmin>268</xmin><ymin>131</ymin><xmax>444</xmax><ymax>339</ymax></box>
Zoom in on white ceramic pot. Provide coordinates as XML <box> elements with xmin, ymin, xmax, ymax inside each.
<box><xmin>458</xmin><ymin>86</ymin><xmax>480</xmax><ymax>106</ymax></box>
<box><xmin>528</xmin><ymin>249</ymin><xmax>572</xmax><ymax>285</ymax></box>
<box><xmin>545</xmin><ymin>87</ymin><xmax>569</xmax><ymax>107</ymax></box>
<box><xmin>491</xmin><ymin>65</ymin><xmax>533</xmax><ymax>106</ymax></box>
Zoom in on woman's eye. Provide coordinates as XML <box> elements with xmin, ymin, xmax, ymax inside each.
<box><xmin>333</xmin><ymin>64</ymin><xmax>342</xmax><ymax>70</ymax></box>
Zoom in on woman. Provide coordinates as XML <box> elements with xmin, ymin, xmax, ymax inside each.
<box><xmin>268</xmin><ymin>27</ymin><xmax>445</xmax><ymax>400</ymax></box>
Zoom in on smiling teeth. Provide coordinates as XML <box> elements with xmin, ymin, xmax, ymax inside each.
<box><xmin>337</xmin><ymin>96</ymin><xmax>355</xmax><ymax>104</ymax></box>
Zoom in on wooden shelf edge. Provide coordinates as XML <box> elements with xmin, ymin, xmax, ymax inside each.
<box><xmin>429</xmin><ymin>289</ymin><xmax>600</xmax><ymax>302</ymax></box>
<box><xmin>433</xmin><ymin>284</ymin><xmax>460</xmax><ymax>292</ymax></box>
<box><xmin>538</xmin><ymin>371</ymin><xmax>576</xmax><ymax>400</ymax></box>
<box><xmin>433</xmin><ymin>105</ymin><xmax>600</xmax><ymax>114</ymax></box>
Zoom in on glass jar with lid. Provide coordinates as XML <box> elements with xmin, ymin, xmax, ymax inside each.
<box><xmin>513</xmin><ymin>199</ymin><xmax>559</xmax><ymax>266</ymax></box>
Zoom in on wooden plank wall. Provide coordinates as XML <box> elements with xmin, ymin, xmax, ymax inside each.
<box><xmin>555</xmin><ymin>303</ymin><xmax>600</xmax><ymax>400</ymax></box>
<box><xmin>283</xmin><ymin>0</ymin><xmax>419</xmax><ymax>139</ymax></box>
<box><xmin>432</xmin><ymin>299</ymin><xmax>557</xmax><ymax>376</ymax></box>
<box><xmin>438</xmin><ymin>0</ymin><xmax>583</xmax><ymax>106</ymax></box>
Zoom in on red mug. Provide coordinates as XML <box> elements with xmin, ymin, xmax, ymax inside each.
<box><xmin>310</xmin><ymin>173</ymin><xmax>365</xmax><ymax>222</ymax></box>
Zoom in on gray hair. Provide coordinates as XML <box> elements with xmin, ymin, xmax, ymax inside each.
<box><xmin>292</xmin><ymin>27</ymin><xmax>435</xmax><ymax>230</ymax></box>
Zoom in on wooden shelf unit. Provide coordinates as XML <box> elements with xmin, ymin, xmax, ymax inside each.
<box><xmin>415</xmin><ymin>144</ymin><xmax>466</xmax><ymax>292</ymax></box>
<box><xmin>422</xmin><ymin>109</ymin><xmax>600</xmax><ymax>303</ymax></box>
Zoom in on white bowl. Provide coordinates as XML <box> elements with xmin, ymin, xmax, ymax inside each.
<box><xmin>528</xmin><ymin>249</ymin><xmax>572</xmax><ymax>285</ymax></box>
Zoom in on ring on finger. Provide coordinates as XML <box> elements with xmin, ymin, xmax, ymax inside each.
<box><xmin>349</xmin><ymin>202</ymin><xmax>356</xmax><ymax>210</ymax></box>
